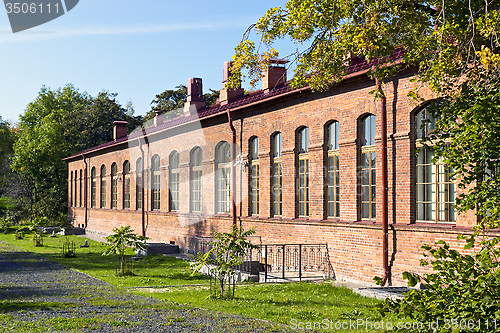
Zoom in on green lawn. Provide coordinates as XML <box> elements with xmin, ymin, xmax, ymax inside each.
<box><xmin>132</xmin><ymin>281</ymin><xmax>402</xmax><ymax>332</ymax></box>
<box><xmin>0</xmin><ymin>230</ymin><xmax>210</xmax><ymax>288</ymax></box>
<box><xmin>0</xmin><ymin>229</ymin><xmax>404</xmax><ymax>332</ymax></box>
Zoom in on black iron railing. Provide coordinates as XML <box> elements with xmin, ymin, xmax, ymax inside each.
<box><xmin>190</xmin><ymin>238</ymin><xmax>334</xmax><ymax>282</ymax></box>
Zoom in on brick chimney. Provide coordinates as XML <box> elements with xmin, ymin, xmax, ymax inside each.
<box><xmin>263</xmin><ymin>59</ymin><xmax>288</xmax><ymax>91</ymax></box>
<box><xmin>219</xmin><ymin>61</ymin><xmax>244</xmax><ymax>105</ymax></box>
<box><xmin>113</xmin><ymin>121</ymin><xmax>128</xmax><ymax>140</ymax></box>
<box><xmin>184</xmin><ymin>78</ymin><xmax>205</xmax><ymax>116</ymax></box>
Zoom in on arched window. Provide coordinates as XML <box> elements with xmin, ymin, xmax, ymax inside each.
<box><xmin>70</xmin><ymin>171</ymin><xmax>73</xmax><ymax>207</ymax></box>
<box><xmin>136</xmin><ymin>158</ymin><xmax>142</xmax><ymax>210</ymax></box>
<box><xmin>249</xmin><ymin>137</ymin><xmax>259</xmax><ymax>215</ymax></box>
<box><xmin>123</xmin><ymin>161</ymin><xmax>131</xmax><ymax>209</ymax></box>
<box><xmin>151</xmin><ymin>155</ymin><xmax>161</xmax><ymax>211</ymax></box>
<box><xmin>100</xmin><ymin>165</ymin><xmax>106</xmax><ymax>208</ymax></box>
<box><xmin>271</xmin><ymin>132</ymin><xmax>282</xmax><ymax>216</ymax></box>
<box><xmin>216</xmin><ymin>142</ymin><xmax>231</xmax><ymax>213</ymax></box>
<box><xmin>415</xmin><ymin>105</ymin><xmax>455</xmax><ymax>222</ymax></box>
<box><xmin>327</xmin><ymin>121</ymin><xmax>340</xmax><ymax>218</ymax></box>
<box><xmin>297</xmin><ymin>127</ymin><xmax>309</xmax><ymax>217</ymax></box>
<box><xmin>169</xmin><ymin>152</ymin><xmax>180</xmax><ymax>211</ymax></box>
<box><xmin>190</xmin><ymin>147</ymin><xmax>203</xmax><ymax>212</ymax></box>
<box><xmin>79</xmin><ymin>170</ymin><xmax>83</xmax><ymax>207</ymax></box>
<box><xmin>111</xmin><ymin>163</ymin><xmax>118</xmax><ymax>209</ymax></box>
<box><xmin>74</xmin><ymin>171</ymin><xmax>77</xmax><ymax>208</ymax></box>
<box><xmin>91</xmin><ymin>167</ymin><xmax>96</xmax><ymax>208</ymax></box>
<box><xmin>360</xmin><ymin>114</ymin><xmax>376</xmax><ymax>220</ymax></box>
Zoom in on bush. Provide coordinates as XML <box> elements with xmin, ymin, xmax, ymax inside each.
<box><xmin>0</xmin><ymin>218</ymin><xmax>11</xmax><ymax>234</ymax></box>
<box><xmin>191</xmin><ymin>224</ymin><xmax>258</xmax><ymax>299</ymax></box>
<box><xmin>377</xmin><ymin>234</ymin><xmax>500</xmax><ymax>332</ymax></box>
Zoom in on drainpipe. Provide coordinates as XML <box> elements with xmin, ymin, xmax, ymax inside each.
<box><xmin>226</xmin><ymin>109</ymin><xmax>237</xmax><ymax>227</ymax></box>
<box><xmin>81</xmin><ymin>154</ymin><xmax>88</xmax><ymax>229</ymax></box>
<box><xmin>376</xmin><ymin>77</ymin><xmax>389</xmax><ymax>286</ymax></box>
<box><xmin>138</xmin><ymin>137</ymin><xmax>146</xmax><ymax>237</ymax></box>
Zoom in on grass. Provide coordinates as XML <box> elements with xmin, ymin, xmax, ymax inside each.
<box><xmin>0</xmin><ymin>227</ymin><xmax>404</xmax><ymax>332</ymax></box>
<box><xmin>132</xmin><ymin>281</ymin><xmax>402</xmax><ymax>332</ymax></box>
<box><xmin>0</xmin><ymin>230</ymin><xmax>210</xmax><ymax>288</ymax></box>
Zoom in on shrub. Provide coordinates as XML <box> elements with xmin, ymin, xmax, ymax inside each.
<box><xmin>102</xmin><ymin>226</ymin><xmax>148</xmax><ymax>276</ymax></box>
<box><xmin>376</xmin><ymin>234</ymin><xmax>500</xmax><ymax>332</ymax></box>
<box><xmin>191</xmin><ymin>224</ymin><xmax>258</xmax><ymax>299</ymax></box>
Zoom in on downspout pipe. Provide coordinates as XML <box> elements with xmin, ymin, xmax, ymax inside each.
<box><xmin>138</xmin><ymin>137</ymin><xmax>146</xmax><ymax>237</ymax></box>
<box><xmin>226</xmin><ymin>109</ymin><xmax>237</xmax><ymax>227</ymax></box>
<box><xmin>81</xmin><ymin>153</ymin><xmax>88</xmax><ymax>229</ymax></box>
<box><xmin>376</xmin><ymin>77</ymin><xmax>390</xmax><ymax>286</ymax></box>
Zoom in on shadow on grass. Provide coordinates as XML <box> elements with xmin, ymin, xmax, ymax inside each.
<box><xmin>0</xmin><ymin>301</ymin><xmax>77</xmax><ymax>312</ymax></box>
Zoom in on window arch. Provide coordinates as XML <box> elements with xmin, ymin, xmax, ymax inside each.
<box><xmin>151</xmin><ymin>155</ymin><xmax>161</xmax><ymax>211</ymax></box>
<box><xmin>190</xmin><ymin>147</ymin><xmax>203</xmax><ymax>212</ymax></box>
<box><xmin>271</xmin><ymin>132</ymin><xmax>283</xmax><ymax>216</ymax></box>
<box><xmin>91</xmin><ymin>167</ymin><xmax>96</xmax><ymax>208</ymax></box>
<box><xmin>415</xmin><ymin>105</ymin><xmax>455</xmax><ymax>223</ymax></box>
<box><xmin>249</xmin><ymin>137</ymin><xmax>260</xmax><ymax>215</ymax></box>
<box><xmin>297</xmin><ymin>127</ymin><xmax>309</xmax><ymax>217</ymax></box>
<box><xmin>123</xmin><ymin>161</ymin><xmax>131</xmax><ymax>209</ymax></box>
<box><xmin>169</xmin><ymin>151</ymin><xmax>180</xmax><ymax>211</ymax></box>
<box><xmin>100</xmin><ymin>165</ymin><xmax>106</xmax><ymax>208</ymax></box>
<box><xmin>326</xmin><ymin>121</ymin><xmax>340</xmax><ymax>218</ymax></box>
<box><xmin>136</xmin><ymin>158</ymin><xmax>142</xmax><ymax>210</ymax></box>
<box><xmin>216</xmin><ymin>141</ymin><xmax>231</xmax><ymax>213</ymax></box>
<box><xmin>360</xmin><ymin>114</ymin><xmax>376</xmax><ymax>220</ymax></box>
<box><xmin>111</xmin><ymin>163</ymin><xmax>118</xmax><ymax>209</ymax></box>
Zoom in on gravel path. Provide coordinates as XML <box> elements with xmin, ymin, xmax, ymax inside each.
<box><xmin>0</xmin><ymin>241</ymin><xmax>291</xmax><ymax>333</ymax></box>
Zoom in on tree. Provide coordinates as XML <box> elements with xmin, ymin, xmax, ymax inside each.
<box><xmin>0</xmin><ymin>117</ymin><xmax>19</xmax><ymax>199</ymax></box>
<box><xmin>192</xmin><ymin>225</ymin><xmax>258</xmax><ymax>299</ymax></box>
<box><xmin>102</xmin><ymin>226</ymin><xmax>148</xmax><ymax>276</ymax></box>
<box><xmin>11</xmin><ymin>85</ymin><xmax>92</xmax><ymax>219</ymax></box>
<box><xmin>229</xmin><ymin>1</ymin><xmax>498</xmax><ymax>94</ymax></box>
<box><xmin>146</xmin><ymin>85</ymin><xmax>220</xmax><ymax>121</ymax></box>
<box><xmin>11</xmin><ymin>85</ymin><xmax>144</xmax><ymax>219</ymax></box>
<box><xmin>68</xmin><ymin>91</ymin><xmax>143</xmax><ymax>152</ymax></box>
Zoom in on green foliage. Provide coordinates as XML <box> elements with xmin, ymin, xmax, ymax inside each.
<box><xmin>29</xmin><ymin>216</ymin><xmax>48</xmax><ymax>234</ymax></box>
<box><xmin>191</xmin><ymin>225</ymin><xmax>258</xmax><ymax>299</ymax></box>
<box><xmin>423</xmin><ymin>69</ymin><xmax>500</xmax><ymax>230</ymax></box>
<box><xmin>102</xmin><ymin>226</ymin><xmax>148</xmax><ymax>276</ymax></box>
<box><xmin>14</xmin><ymin>228</ymin><xmax>24</xmax><ymax>240</ymax></box>
<box><xmin>0</xmin><ymin>218</ymin><xmax>11</xmax><ymax>234</ymax></box>
<box><xmin>0</xmin><ymin>117</ymin><xmax>15</xmax><ymax>190</ymax></box>
<box><xmin>229</xmin><ymin>1</ymin><xmax>497</xmax><ymax>93</ymax></box>
<box><xmin>146</xmin><ymin>84</ymin><xmax>220</xmax><ymax>121</ymax></box>
<box><xmin>377</xmin><ymin>235</ymin><xmax>500</xmax><ymax>332</ymax></box>
<box><xmin>11</xmin><ymin>85</ymin><xmax>143</xmax><ymax>219</ymax></box>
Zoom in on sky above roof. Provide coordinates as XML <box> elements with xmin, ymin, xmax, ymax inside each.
<box><xmin>0</xmin><ymin>0</ymin><xmax>297</xmax><ymax>124</ymax></box>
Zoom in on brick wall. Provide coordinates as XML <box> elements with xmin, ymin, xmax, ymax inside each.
<box><xmin>67</xmin><ymin>68</ymin><xmax>486</xmax><ymax>286</ymax></box>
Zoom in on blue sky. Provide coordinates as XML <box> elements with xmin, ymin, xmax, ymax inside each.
<box><xmin>0</xmin><ymin>0</ymin><xmax>298</xmax><ymax>123</ymax></box>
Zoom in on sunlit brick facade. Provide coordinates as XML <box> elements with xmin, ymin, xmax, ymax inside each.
<box><xmin>65</xmin><ymin>61</ymin><xmax>485</xmax><ymax>285</ymax></box>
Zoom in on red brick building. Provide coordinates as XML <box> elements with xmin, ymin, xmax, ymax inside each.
<box><xmin>64</xmin><ymin>58</ymin><xmax>481</xmax><ymax>285</ymax></box>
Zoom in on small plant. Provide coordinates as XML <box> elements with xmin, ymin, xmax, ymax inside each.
<box><xmin>376</xmin><ymin>234</ymin><xmax>500</xmax><ymax>332</ymax></box>
<box><xmin>102</xmin><ymin>226</ymin><xmax>148</xmax><ymax>276</ymax></box>
<box><xmin>191</xmin><ymin>224</ymin><xmax>258</xmax><ymax>299</ymax></box>
<box><xmin>29</xmin><ymin>216</ymin><xmax>48</xmax><ymax>247</ymax></box>
<box><xmin>14</xmin><ymin>228</ymin><xmax>24</xmax><ymax>240</ymax></box>
<box><xmin>0</xmin><ymin>218</ymin><xmax>11</xmax><ymax>234</ymax></box>
<box><xmin>62</xmin><ymin>241</ymin><xmax>76</xmax><ymax>258</ymax></box>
